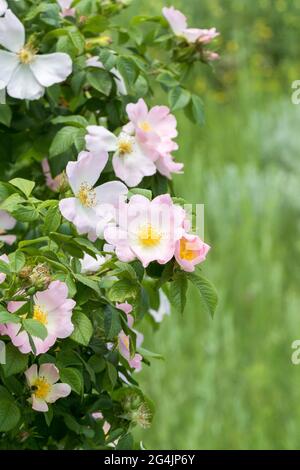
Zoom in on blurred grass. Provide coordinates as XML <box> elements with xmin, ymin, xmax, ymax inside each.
<box><xmin>122</xmin><ymin>0</ymin><xmax>300</xmax><ymax>449</ymax></box>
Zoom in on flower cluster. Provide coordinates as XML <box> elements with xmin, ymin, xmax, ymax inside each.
<box><xmin>0</xmin><ymin>1</ymin><xmax>218</xmax><ymax>449</ymax></box>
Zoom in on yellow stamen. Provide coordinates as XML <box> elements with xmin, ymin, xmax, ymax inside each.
<box><xmin>77</xmin><ymin>183</ymin><xmax>96</xmax><ymax>208</ymax></box>
<box><xmin>179</xmin><ymin>238</ymin><xmax>198</xmax><ymax>261</ymax></box>
<box><xmin>33</xmin><ymin>305</ymin><xmax>48</xmax><ymax>325</ymax></box>
<box><xmin>139</xmin><ymin>121</ymin><xmax>152</xmax><ymax>132</ymax></box>
<box><xmin>138</xmin><ymin>224</ymin><xmax>162</xmax><ymax>248</ymax></box>
<box><xmin>118</xmin><ymin>140</ymin><xmax>133</xmax><ymax>155</ymax></box>
<box><xmin>18</xmin><ymin>46</ymin><xmax>36</xmax><ymax>64</ymax></box>
<box><xmin>123</xmin><ymin>335</ymin><xmax>130</xmax><ymax>350</ymax></box>
<box><xmin>33</xmin><ymin>377</ymin><xmax>51</xmax><ymax>400</ymax></box>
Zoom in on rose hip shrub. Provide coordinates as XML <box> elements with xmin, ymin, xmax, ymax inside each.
<box><xmin>0</xmin><ymin>0</ymin><xmax>219</xmax><ymax>450</ymax></box>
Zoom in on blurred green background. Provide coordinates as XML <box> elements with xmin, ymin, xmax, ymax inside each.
<box><xmin>124</xmin><ymin>0</ymin><xmax>300</xmax><ymax>449</ymax></box>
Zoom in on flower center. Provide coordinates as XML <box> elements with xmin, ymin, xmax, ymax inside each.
<box><xmin>118</xmin><ymin>140</ymin><xmax>133</xmax><ymax>155</ymax></box>
<box><xmin>18</xmin><ymin>45</ymin><xmax>36</xmax><ymax>64</ymax></box>
<box><xmin>33</xmin><ymin>377</ymin><xmax>51</xmax><ymax>400</ymax></box>
<box><xmin>179</xmin><ymin>238</ymin><xmax>198</xmax><ymax>261</ymax></box>
<box><xmin>77</xmin><ymin>183</ymin><xmax>97</xmax><ymax>208</ymax></box>
<box><xmin>139</xmin><ymin>121</ymin><xmax>152</xmax><ymax>132</ymax></box>
<box><xmin>33</xmin><ymin>305</ymin><xmax>48</xmax><ymax>325</ymax></box>
<box><xmin>0</xmin><ymin>229</ymin><xmax>5</xmax><ymax>235</ymax></box>
<box><xmin>138</xmin><ymin>224</ymin><xmax>162</xmax><ymax>248</ymax></box>
<box><xmin>123</xmin><ymin>335</ymin><xmax>130</xmax><ymax>350</ymax></box>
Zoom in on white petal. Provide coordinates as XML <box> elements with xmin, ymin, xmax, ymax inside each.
<box><xmin>0</xmin><ymin>210</ymin><xmax>16</xmax><ymax>230</ymax></box>
<box><xmin>30</xmin><ymin>52</ymin><xmax>72</xmax><ymax>87</ymax></box>
<box><xmin>95</xmin><ymin>181</ymin><xmax>128</xmax><ymax>207</ymax></box>
<box><xmin>25</xmin><ymin>364</ymin><xmax>38</xmax><ymax>387</ymax></box>
<box><xmin>0</xmin><ymin>0</ymin><xmax>7</xmax><ymax>17</ymax></box>
<box><xmin>39</xmin><ymin>363</ymin><xmax>59</xmax><ymax>385</ymax></box>
<box><xmin>0</xmin><ymin>9</ymin><xmax>25</xmax><ymax>52</ymax></box>
<box><xmin>111</xmin><ymin>67</ymin><xmax>127</xmax><ymax>96</ymax></box>
<box><xmin>0</xmin><ymin>50</ymin><xmax>19</xmax><ymax>89</ymax></box>
<box><xmin>85</xmin><ymin>125</ymin><xmax>118</xmax><ymax>154</ymax></box>
<box><xmin>66</xmin><ymin>151</ymin><xmax>108</xmax><ymax>194</ymax></box>
<box><xmin>7</xmin><ymin>64</ymin><xmax>44</xmax><ymax>100</ymax></box>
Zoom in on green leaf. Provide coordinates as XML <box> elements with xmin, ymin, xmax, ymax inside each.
<box><xmin>23</xmin><ymin>319</ymin><xmax>48</xmax><ymax>340</ymax></box>
<box><xmin>106</xmin><ymin>362</ymin><xmax>118</xmax><ymax>389</ymax></box>
<box><xmin>116</xmin><ymin>57</ymin><xmax>139</xmax><ymax>89</ymax></box>
<box><xmin>12</xmin><ymin>205</ymin><xmax>39</xmax><ymax>222</ymax></box>
<box><xmin>168</xmin><ymin>86</ymin><xmax>191</xmax><ymax>111</ymax></box>
<box><xmin>9</xmin><ymin>178</ymin><xmax>35</xmax><ymax>198</ymax></box>
<box><xmin>0</xmin><ymin>308</ymin><xmax>20</xmax><ymax>324</ymax></box>
<box><xmin>51</xmin><ymin>115</ymin><xmax>88</xmax><ymax>128</ymax></box>
<box><xmin>129</xmin><ymin>188</ymin><xmax>152</xmax><ymax>200</ymax></box>
<box><xmin>49</xmin><ymin>126</ymin><xmax>84</xmax><ymax>157</ymax></box>
<box><xmin>190</xmin><ymin>94</ymin><xmax>205</xmax><ymax>126</ymax></box>
<box><xmin>0</xmin><ymin>104</ymin><xmax>12</xmax><ymax>127</ymax></box>
<box><xmin>44</xmin><ymin>205</ymin><xmax>61</xmax><ymax>234</ymax></box>
<box><xmin>0</xmin><ymin>259</ymin><xmax>10</xmax><ymax>275</ymax></box>
<box><xmin>70</xmin><ymin>311</ymin><xmax>93</xmax><ymax>346</ymax></box>
<box><xmin>169</xmin><ymin>272</ymin><xmax>188</xmax><ymax>314</ymax></box>
<box><xmin>104</xmin><ymin>305</ymin><xmax>122</xmax><ymax>340</ymax></box>
<box><xmin>87</xmin><ymin>69</ymin><xmax>112</xmax><ymax>96</ymax></box>
<box><xmin>60</xmin><ymin>367</ymin><xmax>83</xmax><ymax>395</ymax></box>
<box><xmin>0</xmin><ymin>193</ymin><xmax>25</xmax><ymax>212</ymax></box>
<box><xmin>157</xmin><ymin>71</ymin><xmax>179</xmax><ymax>88</ymax></box>
<box><xmin>68</xmin><ymin>29</ymin><xmax>85</xmax><ymax>55</ymax></box>
<box><xmin>8</xmin><ymin>251</ymin><xmax>26</xmax><ymax>273</ymax></box>
<box><xmin>0</xmin><ymin>388</ymin><xmax>20</xmax><ymax>432</ymax></box>
<box><xmin>186</xmin><ymin>272</ymin><xmax>218</xmax><ymax>318</ymax></box>
<box><xmin>83</xmin><ymin>14</ymin><xmax>108</xmax><ymax>34</ymax></box>
<box><xmin>108</xmin><ymin>279</ymin><xmax>139</xmax><ymax>302</ymax></box>
<box><xmin>138</xmin><ymin>347</ymin><xmax>164</xmax><ymax>361</ymax></box>
<box><xmin>2</xmin><ymin>344</ymin><xmax>28</xmax><ymax>377</ymax></box>
<box><xmin>74</xmin><ymin>273</ymin><xmax>101</xmax><ymax>295</ymax></box>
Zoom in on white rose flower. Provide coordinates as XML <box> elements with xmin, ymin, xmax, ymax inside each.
<box><xmin>0</xmin><ymin>9</ymin><xmax>72</xmax><ymax>100</ymax></box>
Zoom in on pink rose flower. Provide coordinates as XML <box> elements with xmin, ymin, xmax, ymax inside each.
<box><xmin>0</xmin><ymin>253</ymin><xmax>9</xmax><ymax>284</ymax></box>
<box><xmin>104</xmin><ymin>194</ymin><xmax>185</xmax><ymax>268</ymax></box>
<box><xmin>124</xmin><ymin>98</ymin><xmax>178</xmax><ymax>161</ymax></box>
<box><xmin>0</xmin><ymin>210</ymin><xmax>16</xmax><ymax>245</ymax></box>
<box><xmin>175</xmin><ymin>233</ymin><xmax>210</xmax><ymax>272</ymax></box>
<box><xmin>25</xmin><ymin>363</ymin><xmax>71</xmax><ymax>412</ymax></box>
<box><xmin>85</xmin><ymin>126</ymin><xmax>156</xmax><ymax>187</ymax></box>
<box><xmin>3</xmin><ymin>280</ymin><xmax>75</xmax><ymax>355</ymax></box>
<box><xmin>162</xmin><ymin>6</ymin><xmax>219</xmax><ymax>44</ymax></box>
<box><xmin>118</xmin><ymin>331</ymin><xmax>143</xmax><ymax>371</ymax></box>
<box><xmin>59</xmin><ymin>151</ymin><xmax>128</xmax><ymax>240</ymax></box>
<box><xmin>57</xmin><ymin>0</ymin><xmax>75</xmax><ymax>17</ymax></box>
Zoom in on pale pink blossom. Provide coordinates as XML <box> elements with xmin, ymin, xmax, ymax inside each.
<box><xmin>104</xmin><ymin>194</ymin><xmax>185</xmax><ymax>268</ymax></box>
<box><xmin>59</xmin><ymin>151</ymin><xmax>128</xmax><ymax>240</ymax></box>
<box><xmin>85</xmin><ymin>127</ymin><xmax>156</xmax><ymax>187</ymax></box>
<box><xmin>0</xmin><ymin>210</ymin><xmax>16</xmax><ymax>245</ymax></box>
<box><xmin>124</xmin><ymin>98</ymin><xmax>178</xmax><ymax>161</ymax></box>
<box><xmin>118</xmin><ymin>331</ymin><xmax>143</xmax><ymax>371</ymax></box>
<box><xmin>80</xmin><ymin>244</ymin><xmax>113</xmax><ymax>274</ymax></box>
<box><xmin>175</xmin><ymin>233</ymin><xmax>210</xmax><ymax>272</ymax></box>
<box><xmin>86</xmin><ymin>56</ymin><xmax>127</xmax><ymax>95</ymax></box>
<box><xmin>117</xmin><ymin>302</ymin><xmax>144</xmax><ymax>348</ymax></box>
<box><xmin>41</xmin><ymin>159</ymin><xmax>63</xmax><ymax>192</ymax></box>
<box><xmin>0</xmin><ymin>253</ymin><xmax>9</xmax><ymax>284</ymax></box>
<box><xmin>162</xmin><ymin>6</ymin><xmax>219</xmax><ymax>44</ymax></box>
<box><xmin>0</xmin><ymin>10</ymin><xmax>72</xmax><ymax>100</ymax></box>
<box><xmin>3</xmin><ymin>280</ymin><xmax>75</xmax><ymax>355</ymax></box>
<box><xmin>57</xmin><ymin>0</ymin><xmax>75</xmax><ymax>17</ymax></box>
<box><xmin>25</xmin><ymin>363</ymin><xmax>71</xmax><ymax>412</ymax></box>
<box><xmin>155</xmin><ymin>153</ymin><xmax>184</xmax><ymax>179</ymax></box>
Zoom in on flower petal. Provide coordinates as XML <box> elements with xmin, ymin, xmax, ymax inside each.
<box><xmin>0</xmin><ymin>50</ymin><xmax>19</xmax><ymax>89</ymax></box>
<box><xmin>85</xmin><ymin>126</ymin><xmax>118</xmax><ymax>154</ymax></box>
<box><xmin>0</xmin><ymin>0</ymin><xmax>7</xmax><ymax>16</ymax></box>
<box><xmin>94</xmin><ymin>181</ymin><xmax>128</xmax><ymax>207</ymax></box>
<box><xmin>7</xmin><ymin>64</ymin><xmax>44</xmax><ymax>100</ymax></box>
<box><xmin>30</xmin><ymin>52</ymin><xmax>72</xmax><ymax>87</ymax></box>
<box><xmin>46</xmin><ymin>383</ymin><xmax>71</xmax><ymax>403</ymax></box>
<box><xmin>66</xmin><ymin>151</ymin><xmax>107</xmax><ymax>194</ymax></box>
<box><xmin>25</xmin><ymin>364</ymin><xmax>38</xmax><ymax>387</ymax></box>
<box><xmin>0</xmin><ymin>9</ymin><xmax>25</xmax><ymax>52</ymax></box>
<box><xmin>0</xmin><ymin>210</ymin><xmax>16</xmax><ymax>230</ymax></box>
<box><xmin>39</xmin><ymin>363</ymin><xmax>59</xmax><ymax>385</ymax></box>
<box><xmin>162</xmin><ymin>6</ymin><xmax>187</xmax><ymax>35</ymax></box>
<box><xmin>32</xmin><ymin>396</ymin><xmax>48</xmax><ymax>412</ymax></box>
